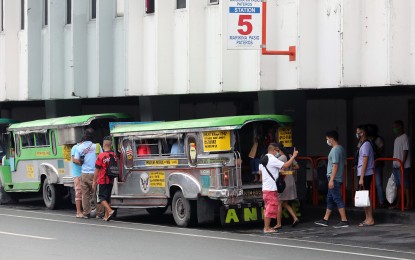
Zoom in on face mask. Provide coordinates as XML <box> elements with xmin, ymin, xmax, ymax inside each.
<box><xmin>326</xmin><ymin>140</ymin><xmax>332</xmax><ymax>146</ymax></box>
<box><xmin>356</xmin><ymin>133</ymin><xmax>360</xmax><ymax>139</ymax></box>
<box><xmin>275</xmin><ymin>152</ymin><xmax>280</xmax><ymax>158</ymax></box>
<box><xmin>393</xmin><ymin>128</ymin><xmax>400</xmax><ymax>135</ymax></box>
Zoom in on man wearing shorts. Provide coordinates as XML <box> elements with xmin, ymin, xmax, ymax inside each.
<box><xmin>93</xmin><ymin>136</ymin><xmax>116</xmax><ymax>221</ymax></box>
<box><xmin>259</xmin><ymin>143</ymin><xmax>299</xmax><ymax>233</ymax></box>
<box><xmin>315</xmin><ymin>130</ymin><xmax>349</xmax><ymax>228</ymax></box>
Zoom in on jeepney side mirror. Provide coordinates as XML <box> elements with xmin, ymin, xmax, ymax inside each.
<box><xmin>185</xmin><ymin>135</ymin><xmax>198</xmax><ymax>167</ymax></box>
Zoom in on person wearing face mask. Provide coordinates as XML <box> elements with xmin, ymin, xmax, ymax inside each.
<box><xmin>356</xmin><ymin>125</ymin><xmax>375</xmax><ymax>227</ymax></box>
<box><xmin>392</xmin><ymin>120</ymin><xmax>411</xmax><ymax>210</ymax></box>
<box><xmin>273</xmin><ymin>142</ymin><xmax>300</xmax><ymax>230</ymax></box>
<box><xmin>315</xmin><ymin>130</ymin><xmax>349</xmax><ymax>228</ymax></box>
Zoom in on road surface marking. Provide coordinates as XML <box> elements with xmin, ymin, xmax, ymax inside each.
<box><xmin>0</xmin><ymin>231</ymin><xmax>55</xmax><ymax>240</ymax></box>
<box><xmin>0</xmin><ymin>213</ymin><xmax>412</xmax><ymax>260</ymax></box>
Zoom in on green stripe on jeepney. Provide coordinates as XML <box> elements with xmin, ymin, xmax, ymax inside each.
<box><xmin>111</xmin><ymin>114</ymin><xmax>293</xmax><ymax>135</ymax></box>
<box><xmin>8</xmin><ymin>113</ymin><xmax>130</xmax><ymax>131</ymax></box>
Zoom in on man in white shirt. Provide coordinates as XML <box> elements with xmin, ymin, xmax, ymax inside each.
<box><xmin>392</xmin><ymin>120</ymin><xmax>411</xmax><ymax>209</ymax></box>
<box><xmin>259</xmin><ymin>143</ymin><xmax>299</xmax><ymax>233</ymax></box>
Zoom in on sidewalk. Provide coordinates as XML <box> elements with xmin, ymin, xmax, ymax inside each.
<box><xmin>302</xmin><ymin>203</ymin><xmax>415</xmax><ymax>225</ymax></box>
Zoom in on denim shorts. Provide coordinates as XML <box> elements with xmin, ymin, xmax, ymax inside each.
<box><xmin>393</xmin><ymin>168</ymin><xmax>410</xmax><ymax>189</ymax></box>
<box><xmin>326</xmin><ymin>180</ymin><xmax>344</xmax><ymax>210</ymax></box>
<box><xmin>250</xmin><ymin>158</ymin><xmax>260</xmax><ymax>174</ymax></box>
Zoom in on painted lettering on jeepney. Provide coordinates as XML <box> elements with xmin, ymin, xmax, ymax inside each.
<box><xmin>223</xmin><ymin>204</ymin><xmax>300</xmax><ymax>224</ymax></box>
<box><xmin>36</xmin><ymin>151</ymin><xmax>51</xmax><ymax>157</ymax></box>
<box><xmin>145</xmin><ymin>160</ymin><xmax>178</xmax><ymax>166</ymax></box>
<box><xmin>278</xmin><ymin>127</ymin><xmax>292</xmax><ymax>147</ymax></box>
<box><xmin>58</xmin><ymin>169</ymin><xmax>65</xmax><ymax>174</ymax></box>
<box><xmin>202</xmin><ymin>131</ymin><xmax>231</xmax><ymax>152</ymax></box>
<box><xmin>197</xmin><ymin>158</ymin><xmax>229</xmax><ymax>165</ymax></box>
<box><xmin>26</xmin><ymin>165</ymin><xmax>35</xmax><ymax>179</ymax></box>
<box><xmin>225</xmin><ymin>209</ymin><xmax>239</xmax><ymax>223</ymax></box>
<box><xmin>149</xmin><ymin>171</ymin><xmax>165</xmax><ymax>187</ymax></box>
<box><xmin>62</xmin><ymin>145</ymin><xmax>73</xmax><ymax>162</ymax></box>
<box><xmin>244</xmin><ymin>207</ymin><xmax>258</xmax><ymax>221</ymax></box>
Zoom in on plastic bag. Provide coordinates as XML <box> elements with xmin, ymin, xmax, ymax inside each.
<box><xmin>386</xmin><ymin>173</ymin><xmax>397</xmax><ymax>204</ymax></box>
<box><xmin>355</xmin><ymin>190</ymin><xmax>371</xmax><ymax>207</ymax></box>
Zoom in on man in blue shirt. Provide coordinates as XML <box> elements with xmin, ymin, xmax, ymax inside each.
<box><xmin>315</xmin><ymin>130</ymin><xmax>349</xmax><ymax>228</ymax></box>
<box><xmin>74</xmin><ymin>129</ymin><xmax>102</xmax><ymax>218</ymax></box>
<box><xmin>71</xmin><ymin>141</ymin><xmax>83</xmax><ymax>218</ymax></box>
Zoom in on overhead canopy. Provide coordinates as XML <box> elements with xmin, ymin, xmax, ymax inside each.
<box><xmin>0</xmin><ymin>118</ymin><xmax>18</xmax><ymax>125</ymax></box>
<box><xmin>8</xmin><ymin>113</ymin><xmax>130</xmax><ymax>132</ymax></box>
<box><xmin>111</xmin><ymin>114</ymin><xmax>293</xmax><ymax>136</ymax></box>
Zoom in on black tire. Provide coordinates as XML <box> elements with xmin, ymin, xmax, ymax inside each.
<box><xmin>172</xmin><ymin>191</ymin><xmax>196</xmax><ymax>227</ymax></box>
<box><xmin>146</xmin><ymin>206</ymin><xmax>168</xmax><ymax>216</ymax></box>
<box><xmin>42</xmin><ymin>179</ymin><xmax>61</xmax><ymax>209</ymax></box>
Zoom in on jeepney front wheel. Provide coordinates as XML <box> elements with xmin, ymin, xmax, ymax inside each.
<box><xmin>172</xmin><ymin>191</ymin><xmax>196</xmax><ymax>227</ymax></box>
<box><xmin>42</xmin><ymin>179</ymin><xmax>61</xmax><ymax>210</ymax></box>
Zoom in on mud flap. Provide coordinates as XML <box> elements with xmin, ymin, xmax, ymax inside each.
<box><xmin>220</xmin><ymin>204</ymin><xmax>264</xmax><ymax>226</ymax></box>
<box><xmin>197</xmin><ymin>196</ymin><xmax>221</xmax><ymax>224</ymax></box>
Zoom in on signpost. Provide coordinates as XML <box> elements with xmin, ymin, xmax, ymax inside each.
<box><xmin>227</xmin><ymin>0</ymin><xmax>262</xmax><ymax>49</ymax></box>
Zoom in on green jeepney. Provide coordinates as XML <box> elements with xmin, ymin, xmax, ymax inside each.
<box><xmin>110</xmin><ymin>114</ymin><xmax>293</xmax><ymax>226</ymax></box>
<box><xmin>0</xmin><ymin>113</ymin><xmax>130</xmax><ymax>209</ymax></box>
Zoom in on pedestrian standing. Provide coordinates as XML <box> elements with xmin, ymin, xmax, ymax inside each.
<box><xmin>259</xmin><ymin>143</ymin><xmax>299</xmax><ymax>233</ymax></box>
<box><xmin>392</xmin><ymin>120</ymin><xmax>411</xmax><ymax>210</ymax></box>
<box><xmin>93</xmin><ymin>136</ymin><xmax>116</xmax><ymax>221</ymax></box>
<box><xmin>367</xmin><ymin>124</ymin><xmax>386</xmax><ymax>207</ymax></box>
<box><xmin>356</xmin><ymin>125</ymin><xmax>375</xmax><ymax>227</ymax></box>
<box><xmin>273</xmin><ymin>143</ymin><xmax>300</xmax><ymax>230</ymax></box>
<box><xmin>315</xmin><ymin>130</ymin><xmax>349</xmax><ymax>228</ymax></box>
<box><xmin>71</xmin><ymin>140</ymin><xmax>83</xmax><ymax>218</ymax></box>
<box><xmin>74</xmin><ymin>129</ymin><xmax>103</xmax><ymax>218</ymax></box>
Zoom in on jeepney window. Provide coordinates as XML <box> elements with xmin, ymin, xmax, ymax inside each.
<box><xmin>35</xmin><ymin>132</ymin><xmax>50</xmax><ymax>147</ymax></box>
<box><xmin>15</xmin><ymin>134</ymin><xmax>21</xmax><ymax>157</ymax></box>
<box><xmin>21</xmin><ymin>133</ymin><xmax>35</xmax><ymax>148</ymax></box>
<box><xmin>135</xmin><ymin>139</ymin><xmax>158</xmax><ymax>156</ymax></box>
<box><xmin>170</xmin><ymin>136</ymin><xmax>185</xmax><ymax>156</ymax></box>
<box><xmin>51</xmin><ymin>131</ymin><xmax>57</xmax><ymax>155</ymax></box>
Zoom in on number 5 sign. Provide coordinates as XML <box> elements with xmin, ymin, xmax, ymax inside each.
<box><xmin>227</xmin><ymin>0</ymin><xmax>262</xmax><ymax>49</ymax></box>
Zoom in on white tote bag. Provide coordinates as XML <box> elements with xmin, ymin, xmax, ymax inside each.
<box><xmin>355</xmin><ymin>190</ymin><xmax>371</xmax><ymax>207</ymax></box>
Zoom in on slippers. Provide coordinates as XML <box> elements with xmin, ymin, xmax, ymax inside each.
<box><xmin>359</xmin><ymin>221</ymin><xmax>375</xmax><ymax>227</ymax></box>
<box><xmin>104</xmin><ymin>210</ymin><xmax>115</xmax><ymax>221</ymax></box>
<box><xmin>263</xmin><ymin>229</ymin><xmax>278</xmax><ymax>234</ymax></box>
<box><xmin>292</xmin><ymin>219</ymin><xmax>300</xmax><ymax>228</ymax></box>
<box><xmin>76</xmin><ymin>213</ymin><xmax>84</xmax><ymax>218</ymax></box>
<box><xmin>273</xmin><ymin>226</ymin><xmax>282</xmax><ymax>230</ymax></box>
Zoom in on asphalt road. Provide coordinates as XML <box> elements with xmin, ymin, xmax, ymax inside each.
<box><xmin>0</xmin><ymin>200</ymin><xmax>414</xmax><ymax>260</ymax></box>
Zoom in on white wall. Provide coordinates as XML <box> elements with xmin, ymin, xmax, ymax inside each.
<box><xmin>1</xmin><ymin>0</ymin><xmax>415</xmax><ymax>101</ymax></box>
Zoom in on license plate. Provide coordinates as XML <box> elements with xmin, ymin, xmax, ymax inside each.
<box><xmin>243</xmin><ymin>189</ymin><xmax>262</xmax><ymax>199</ymax></box>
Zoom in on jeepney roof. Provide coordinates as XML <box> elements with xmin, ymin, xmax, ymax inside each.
<box><xmin>111</xmin><ymin>114</ymin><xmax>293</xmax><ymax>136</ymax></box>
<box><xmin>8</xmin><ymin>113</ymin><xmax>130</xmax><ymax>131</ymax></box>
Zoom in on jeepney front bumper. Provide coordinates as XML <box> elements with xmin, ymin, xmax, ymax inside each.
<box><xmin>62</xmin><ymin>176</ymin><xmax>74</xmax><ymax>187</ymax></box>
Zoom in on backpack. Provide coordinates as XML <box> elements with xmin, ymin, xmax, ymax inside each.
<box><xmin>106</xmin><ymin>152</ymin><xmax>119</xmax><ymax>179</ymax></box>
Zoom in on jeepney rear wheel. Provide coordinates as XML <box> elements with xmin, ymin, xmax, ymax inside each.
<box><xmin>42</xmin><ymin>179</ymin><xmax>61</xmax><ymax>210</ymax></box>
<box><xmin>146</xmin><ymin>206</ymin><xmax>168</xmax><ymax>216</ymax></box>
<box><xmin>172</xmin><ymin>191</ymin><xmax>196</xmax><ymax>227</ymax></box>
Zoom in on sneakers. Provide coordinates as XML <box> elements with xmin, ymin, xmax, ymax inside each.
<box><xmin>314</xmin><ymin>219</ymin><xmax>329</xmax><ymax>227</ymax></box>
<box><xmin>334</xmin><ymin>220</ymin><xmax>349</xmax><ymax>228</ymax></box>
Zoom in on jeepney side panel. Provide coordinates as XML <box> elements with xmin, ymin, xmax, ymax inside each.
<box><xmin>9</xmin><ymin>130</ymin><xmax>73</xmax><ymax>191</ymax></box>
